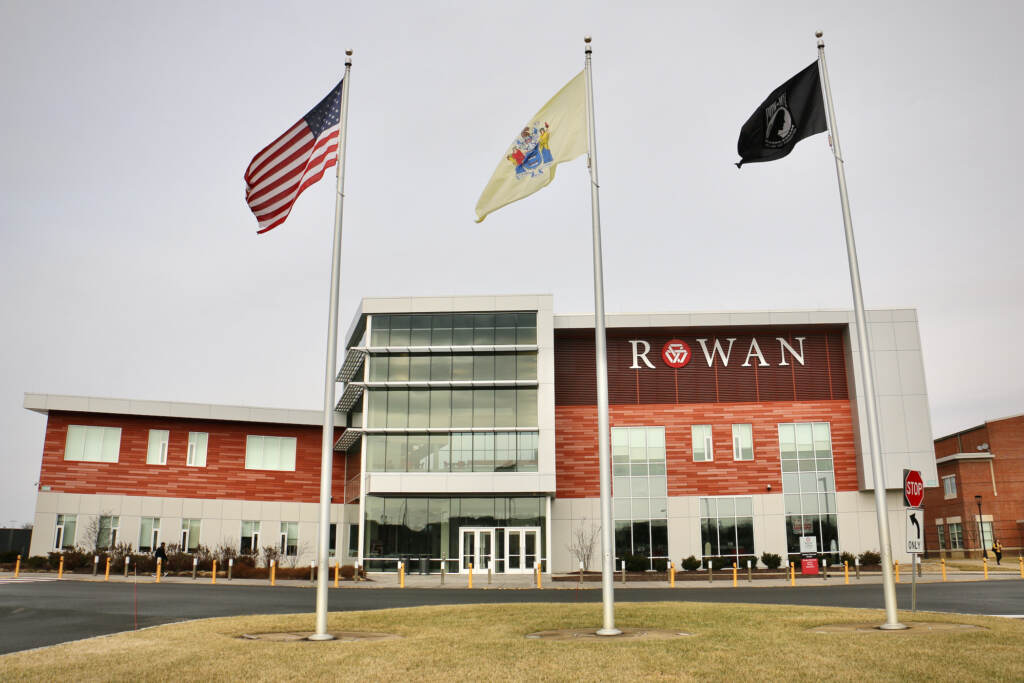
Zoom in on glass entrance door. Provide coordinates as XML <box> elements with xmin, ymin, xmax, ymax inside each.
<box><xmin>460</xmin><ymin>528</ymin><xmax>494</xmax><ymax>573</ymax></box>
<box><xmin>504</xmin><ymin>527</ymin><xmax>540</xmax><ymax>573</ymax></box>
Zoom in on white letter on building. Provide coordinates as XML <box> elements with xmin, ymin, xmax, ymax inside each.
<box><xmin>629</xmin><ymin>340</ymin><xmax>656</xmax><ymax>369</ymax></box>
<box><xmin>742</xmin><ymin>338</ymin><xmax>769</xmax><ymax>367</ymax></box>
<box><xmin>697</xmin><ymin>338</ymin><xmax>736</xmax><ymax>367</ymax></box>
<box><xmin>777</xmin><ymin>337</ymin><xmax>806</xmax><ymax>366</ymax></box>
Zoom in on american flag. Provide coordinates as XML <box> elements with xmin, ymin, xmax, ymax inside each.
<box><xmin>245</xmin><ymin>79</ymin><xmax>343</xmax><ymax>234</ymax></box>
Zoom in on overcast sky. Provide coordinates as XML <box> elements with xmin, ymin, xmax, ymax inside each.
<box><xmin>2</xmin><ymin>1</ymin><xmax>1022</xmax><ymax>526</ymax></box>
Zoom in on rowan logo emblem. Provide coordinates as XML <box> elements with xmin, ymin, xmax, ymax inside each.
<box><xmin>662</xmin><ymin>340</ymin><xmax>691</xmax><ymax>368</ymax></box>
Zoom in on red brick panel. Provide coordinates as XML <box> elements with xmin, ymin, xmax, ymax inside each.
<box><xmin>39</xmin><ymin>411</ymin><xmax>345</xmax><ymax>503</ymax></box>
<box><xmin>556</xmin><ymin>400</ymin><xmax>857</xmax><ymax>498</ymax></box>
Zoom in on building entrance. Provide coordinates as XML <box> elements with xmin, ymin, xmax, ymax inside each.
<box><xmin>504</xmin><ymin>527</ymin><xmax>540</xmax><ymax>573</ymax></box>
<box><xmin>460</xmin><ymin>528</ymin><xmax>494</xmax><ymax>573</ymax></box>
<box><xmin>459</xmin><ymin>527</ymin><xmax>541</xmax><ymax>574</ymax></box>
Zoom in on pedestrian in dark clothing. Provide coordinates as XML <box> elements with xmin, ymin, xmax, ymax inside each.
<box><xmin>154</xmin><ymin>542</ymin><xmax>168</xmax><ymax>575</ymax></box>
<box><xmin>992</xmin><ymin>540</ymin><xmax>1003</xmax><ymax>565</ymax></box>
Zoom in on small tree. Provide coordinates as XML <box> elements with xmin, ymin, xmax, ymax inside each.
<box><xmin>566</xmin><ymin>522</ymin><xmax>600</xmax><ymax>571</ymax></box>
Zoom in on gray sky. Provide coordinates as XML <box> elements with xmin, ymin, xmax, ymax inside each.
<box><xmin>2</xmin><ymin>1</ymin><xmax>1022</xmax><ymax>526</ymax></box>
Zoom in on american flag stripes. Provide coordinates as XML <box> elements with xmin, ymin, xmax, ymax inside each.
<box><xmin>245</xmin><ymin>79</ymin><xmax>344</xmax><ymax>234</ymax></box>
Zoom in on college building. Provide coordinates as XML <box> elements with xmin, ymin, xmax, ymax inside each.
<box><xmin>924</xmin><ymin>413</ymin><xmax>1024</xmax><ymax>558</ymax></box>
<box><xmin>24</xmin><ymin>294</ymin><xmax>938</xmax><ymax>573</ymax></box>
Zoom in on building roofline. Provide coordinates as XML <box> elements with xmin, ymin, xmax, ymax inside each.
<box><xmin>23</xmin><ymin>393</ymin><xmax>324</xmax><ymax>427</ymax></box>
<box><xmin>553</xmin><ymin>307</ymin><xmax>916</xmax><ymax>330</ymax></box>
<box><xmin>934</xmin><ymin>452</ymin><xmax>995</xmax><ymax>465</ymax></box>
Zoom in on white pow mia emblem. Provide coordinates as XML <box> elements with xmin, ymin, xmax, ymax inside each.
<box><xmin>764</xmin><ymin>92</ymin><xmax>796</xmax><ymax>148</ymax></box>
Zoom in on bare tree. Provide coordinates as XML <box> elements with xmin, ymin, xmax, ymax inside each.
<box><xmin>566</xmin><ymin>522</ymin><xmax>601</xmax><ymax>571</ymax></box>
<box><xmin>80</xmin><ymin>511</ymin><xmax>116</xmax><ymax>552</ymax></box>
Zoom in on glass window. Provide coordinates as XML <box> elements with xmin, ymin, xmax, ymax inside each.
<box><xmin>516</xmin><ymin>388</ymin><xmax>537</xmax><ymax>427</ymax></box>
<box><xmin>181</xmin><ymin>518</ymin><xmax>201</xmax><ymax>552</ymax></box>
<box><xmin>474</xmin><ymin>314</ymin><xmax>495</xmax><ymax>344</ymax></box>
<box><xmin>280</xmin><ymin>522</ymin><xmax>299</xmax><ymax>556</ymax></box>
<box><xmin>495</xmin><ymin>389</ymin><xmax>515</xmax><ymax>427</ymax></box>
<box><xmin>98</xmin><ymin>515</ymin><xmax>120</xmax><ymax>549</ymax></box>
<box><xmin>942</xmin><ymin>474</ymin><xmax>957</xmax><ymax>499</ymax></box>
<box><xmin>367</xmin><ymin>435</ymin><xmax>386</xmax><ymax>471</ymax></box>
<box><xmin>516</xmin><ymin>312</ymin><xmax>537</xmax><ymax>344</ymax></box>
<box><xmin>473</xmin><ymin>389</ymin><xmax>494</xmax><ymax>428</ymax></box>
<box><xmin>473</xmin><ymin>353</ymin><xmax>495</xmax><ymax>380</ymax></box>
<box><xmin>369</xmin><ymin>355</ymin><xmax>388</xmax><ymax>381</ymax></box>
<box><xmin>692</xmin><ymin>425</ymin><xmax>713</xmax><ymax>462</ymax></box>
<box><xmin>430</xmin><ymin>389</ymin><xmax>451</xmax><ymax>428</ymax></box>
<box><xmin>367</xmin><ymin>390</ymin><xmax>387</xmax><ymax>428</ymax></box>
<box><xmin>409</xmin><ymin>355</ymin><xmax>431</xmax><ymax>381</ymax></box>
<box><xmin>429</xmin><ymin>434</ymin><xmax>450</xmax><ymax>472</ymax></box>
<box><xmin>410</xmin><ymin>315</ymin><xmax>431</xmax><ymax>346</ymax></box>
<box><xmin>64</xmin><ymin>425</ymin><xmax>121</xmax><ymax>463</ymax></box>
<box><xmin>699</xmin><ymin>497</ymin><xmax>755</xmax><ymax>562</ymax></box>
<box><xmin>452</xmin><ymin>390</ymin><xmax>473</xmax><ymax>427</ymax></box>
<box><xmin>147</xmin><ymin>429</ymin><xmax>169</xmax><ymax>465</ymax></box>
<box><xmin>732</xmin><ymin>424</ymin><xmax>753</xmax><ymax>461</ymax></box>
<box><xmin>517</xmin><ymin>432</ymin><xmax>538</xmax><ymax>472</ymax></box>
<box><xmin>430</xmin><ymin>354</ymin><xmax>452</xmax><ymax>381</ymax></box>
<box><xmin>494</xmin><ymin>313</ymin><xmax>517</xmax><ymax>345</ymax></box>
<box><xmin>473</xmin><ymin>432</ymin><xmax>495</xmax><ymax>472</ymax></box>
<box><xmin>244</xmin><ymin>435</ymin><xmax>297</xmax><ymax>471</ymax></box>
<box><xmin>54</xmin><ymin>514</ymin><xmax>77</xmax><ymax>550</ymax></box>
<box><xmin>948</xmin><ymin>522</ymin><xmax>963</xmax><ymax>549</ymax></box>
<box><xmin>611</xmin><ymin>426</ymin><xmax>668</xmax><ymax>569</ymax></box>
<box><xmin>980</xmin><ymin>520</ymin><xmax>994</xmax><ymax>551</ymax></box>
<box><xmin>187</xmin><ymin>432</ymin><xmax>208</xmax><ymax>467</ymax></box>
<box><xmin>494</xmin><ymin>353</ymin><xmax>516</xmax><ymax>380</ymax></box>
<box><xmin>370</xmin><ymin>314</ymin><xmax>390</xmax><ymax>346</ymax></box>
<box><xmin>408</xmin><ymin>390</ymin><xmax>430</xmax><ymax>428</ymax></box>
<box><xmin>387</xmin><ymin>390</ymin><xmax>409</xmax><ymax>427</ymax></box>
<box><xmin>453</xmin><ymin>315</ymin><xmax>474</xmax><ymax>346</ymax></box>
<box><xmin>388</xmin><ymin>354</ymin><xmax>410</xmax><ymax>381</ymax></box>
<box><xmin>936</xmin><ymin>523</ymin><xmax>946</xmax><ymax>550</ymax></box>
<box><xmin>389</xmin><ymin>315</ymin><xmax>411</xmax><ymax>345</ymax></box>
<box><xmin>778</xmin><ymin>422</ymin><xmax>839</xmax><ymax>560</ymax></box>
<box><xmin>516</xmin><ymin>352</ymin><xmax>537</xmax><ymax>380</ymax></box>
<box><xmin>431</xmin><ymin>314</ymin><xmax>453</xmax><ymax>345</ymax></box>
<box><xmin>494</xmin><ymin>432</ymin><xmax>516</xmax><ymax>471</ymax></box>
<box><xmin>451</xmin><ymin>354</ymin><xmax>473</xmax><ymax>380</ymax></box>
<box><xmin>450</xmin><ymin>432</ymin><xmax>473</xmax><ymax>472</ymax></box>
<box><xmin>407</xmin><ymin>434</ymin><xmax>429</xmax><ymax>472</ymax></box>
<box><xmin>240</xmin><ymin>520</ymin><xmax>261</xmax><ymax>555</ymax></box>
<box><xmin>139</xmin><ymin>517</ymin><xmax>160</xmax><ymax>553</ymax></box>
<box><xmin>385</xmin><ymin>434</ymin><xmax>407</xmax><ymax>472</ymax></box>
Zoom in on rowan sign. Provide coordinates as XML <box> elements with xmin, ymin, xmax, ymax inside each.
<box><xmin>661</xmin><ymin>340</ymin><xmax>691</xmax><ymax>368</ymax></box>
<box><xmin>903</xmin><ymin>469</ymin><xmax>924</xmax><ymax>508</ymax></box>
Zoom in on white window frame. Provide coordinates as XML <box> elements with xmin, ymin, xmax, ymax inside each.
<box><xmin>147</xmin><ymin>429</ymin><xmax>169</xmax><ymax>465</ymax></box>
<box><xmin>98</xmin><ymin>515</ymin><xmax>120</xmax><ymax>549</ymax></box>
<box><xmin>187</xmin><ymin>432</ymin><xmax>208</xmax><ymax>467</ymax></box>
<box><xmin>180</xmin><ymin>519</ymin><xmax>201</xmax><ymax>552</ymax></box>
<box><xmin>54</xmin><ymin>513</ymin><xmax>76</xmax><ymax>550</ymax></box>
<box><xmin>279</xmin><ymin>521</ymin><xmax>298</xmax><ymax>557</ymax></box>
<box><xmin>139</xmin><ymin>517</ymin><xmax>161</xmax><ymax>552</ymax></box>
<box><xmin>948</xmin><ymin>522</ymin><xmax>963</xmax><ymax>549</ymax></box>
<box><xmin>942</xmin><ymin>474</ymin><xmax>957</xmax><ymax>499</ymax></box>
<box><xmin>241</xmin><ymin>520</ymin><xmax>262</xmax><ymax>555</ymax></box>
<box><xmin>692</xmin><ymin>425</ymin><xmax>713</xmax><ymax>462</ymax></box>
<box><xmin>64</xmin><ymin>425</ymin><xmax>121</xmax><ymax>463</ymax></box>
<box><xmin>732</xmin><ymin>423</ymin><xmax>753</xmax><ymax>461</ymax></box>
<box><xmin>935</xmin><ymin>522</ymin><xmax>946</xmax><ymax>550</ymax></box>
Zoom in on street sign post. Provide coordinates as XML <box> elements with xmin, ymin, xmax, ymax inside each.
<box><xmin>906</xmin><ymin>507</ymin><xmax>924</xmax><ymax>613</ymax></box>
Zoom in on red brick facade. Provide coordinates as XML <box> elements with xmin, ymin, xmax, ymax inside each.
<box><xmin>38</xmin><ymin>411</ymin><xmax>349</xmax><ymax>503</ymax></box>
<box><xmin>555</xmin><ymin>400</ymin><xmax>858</xmax><ymax>499</ymax></box>
<box><xmin>925</xmin><ymin>414</ymin><xmax>1024</xmax><ymax>554</ymax></box>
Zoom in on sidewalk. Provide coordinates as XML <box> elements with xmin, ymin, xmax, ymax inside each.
<box><xmin>2</xmin><ymin>568</ymin><xmax>1021</xmax><ymax>589</ymax></box>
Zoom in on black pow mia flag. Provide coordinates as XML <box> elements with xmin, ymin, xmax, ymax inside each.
<box><xmin>736</xmin><ymin>62</ymin><xmax>827</xmax><ymax>168</ymax></box>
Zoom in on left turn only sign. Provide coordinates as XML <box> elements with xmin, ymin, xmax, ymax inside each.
<box><xmin>906</xmin><ymin>508</ymin><xmax>924</xmax><ymax>554</ymax></box>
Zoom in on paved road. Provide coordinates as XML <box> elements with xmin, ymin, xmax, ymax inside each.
<box><xmin>1</xmin><ymin>579</ymin><xmax>1022</xmax><ymax>655</ymax></box>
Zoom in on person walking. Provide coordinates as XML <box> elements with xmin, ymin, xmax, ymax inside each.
<box><xmin>154</xmin><ymin>542</ymin><xmax>168</xmax><ymax>575</ymax></box>
<box><xmin>992</xmin><ymin>539</ymin><xmax>1004</xmax><ymax>565</ymax></box>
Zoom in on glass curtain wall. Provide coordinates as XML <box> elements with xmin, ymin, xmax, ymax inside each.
<box><xmin>779</xmin><ymin>422</ymin><xmax>839</xmax><ymax>562</ymax></box>
<box><xmin>362</xmin><ymin>495</ymin><xmax>545</xmax><ymax>572</ymax></box>
<box><xmin>612</xmin><ymin>426</ymin><xmax>669</xmax><ymax>570</ymax></box>
<box><xmin>699</xmin><ymin>497</ymin><xmax>755</xmax><ymax>566</ymax></box>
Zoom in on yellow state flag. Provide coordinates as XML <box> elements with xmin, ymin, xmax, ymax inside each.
<box><xmin>475</xmin><ymin>71</ymin><xmax>587</xmax><ymax>222</ymax></box>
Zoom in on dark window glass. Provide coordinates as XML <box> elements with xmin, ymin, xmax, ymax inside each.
<box><xmin>473</xmin><ymin>389</ymin><xmax>494</xmax><ymax>428</ymax></box>
<box><xmin>451</xmin><ymin>390</ymin><xmax>472</xmax><ymax>427</ymax></box>
<box><xmin>516</xmin><ymin>388</ymin><xmax>537</xmax><ymax>427</ymax></box>
<box><xmin>431</xmin><ymin>314</ymin><xmax>453</xmax><ymax>345</ymax></box>
<box><xmin>516</xmin><ymin>352</ymin><xmax>537</xmax><ymax>380</ymax></box>
<box><xmin>737</xmin><ymin>518</ymin><xmax>754</xmax><ymax>555</ymax></box>
<box><xmin>516</xmin><ymin>313</ymin><xmax>537</xmax><ymax>344</ymax></box>
<box><xmin>429</xmin><ymin>390</ymin><xmax>451</xmax><ymax>429</ymax></box>
<box><xmin>495</xmin><ymin>389</ymin><xmax>515</xmax><ymax>427</ymax></box>
<box><xmin>615</xmin><ymin>520</ymin><xmax>632</xmax><ymax>557</ymax></box>
<box><xmin>650</xmin><ymin>520</ymin><xmax>668</xmax><ymax>556</ymax></box>
<box><xmin>494</xmin><ymin>313</ymin><xmax>517</xmax><ymax>344</ymax></box>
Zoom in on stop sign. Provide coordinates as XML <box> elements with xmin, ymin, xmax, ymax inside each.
<box><xmin>903</xmin><ymin>469</ymin><xmax>924</xmax><ymax>508</ymax></box>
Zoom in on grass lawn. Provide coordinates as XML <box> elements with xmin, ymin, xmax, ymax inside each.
<box><xmin>2</xmin><ymin>602</ymin><xmax>1022</xmax><ymax>681</ymax></box>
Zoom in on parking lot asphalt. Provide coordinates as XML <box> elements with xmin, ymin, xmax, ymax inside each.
<box><xmin>1</xmin><ymin>574</ymin><xmax>1022</xmax><ymax>655</ymax></box>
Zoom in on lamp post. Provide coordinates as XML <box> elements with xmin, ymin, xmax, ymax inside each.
<box><xmin>974</xmin><ymin>495</ymin><xmax>987</xmax><ymax>559</ymax></box>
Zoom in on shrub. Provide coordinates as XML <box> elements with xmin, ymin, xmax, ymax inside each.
<box><xmin>709</xmin><ymin>556</ymin><xmax>733</xmax><ymax>571</ymax></box>
<box><xmin>858</xmin><ymin>550</ymin><xmax>881</xmax><ymax>566</ymax></box>
<box><xmin>760</xmin><ymin>552</ymin><xmax>783</xmax><ymax>569</ymax></box>
<box><xmin>839</xmin><ymin>551</ymin><xmax>856</xmax><ymax>566</ymax></box>
<box><xmin>621</xmin><ymin>554</ymin><xmax>649</xmax><ymax>572</ymax></box>
<box><xmin>652</xmin><ymin>558</ymin><xmax>668</xmax><ymax>572</ymax></box>
<box><xmin>48</xmin><ymin>548</ymin><xmax>90</xmax><ymax>571</ymax></box>
<box><xmin>25</xmin><ymin>555</ymin><xmax>50</xmax><ymax>570</ymax></box>
<box><xmin>0</xmin><ymin>551</ymin><xmax>21</xmax><ymax>563</ymax></box>
<box><xmin>740</xmin><ymin>555</ymin><xmax>758</xmax><ymax>569</ymax></box>
<box><xmin>340</xmin><ymin>564</ymin><xmax>356</xmax><ymax>580</ymax></box>
<box><xmin>681</xmin><ymin>555</ymin><xmax>701</xmax><ymax>571</ymax></box>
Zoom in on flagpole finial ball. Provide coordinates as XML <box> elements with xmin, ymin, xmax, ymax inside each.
<box><xmin>346</xmin><ymin>49</ymin><xmax>353</xmax><ymax>56</ymax></box>
<box><xmin>815</xmin><ymin>31</ymin><xmax>823</xmax><ymax>38</ymax></box>
<box><xmin>584</xmin><ymin>35</ymin><xmax>592</xmax><ymax>43</ymax></box>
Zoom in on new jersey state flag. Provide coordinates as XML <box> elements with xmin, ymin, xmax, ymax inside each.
<box><xmin>475</xmin><ymin>71</ymin><xmax>586</xmax><ymax>222</ymax></box>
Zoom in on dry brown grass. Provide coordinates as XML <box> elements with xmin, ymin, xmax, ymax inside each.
<box><xmin>2</xmin><ymin>602</ymin><xmax>1022</xmax><ymax>681</ymax></box>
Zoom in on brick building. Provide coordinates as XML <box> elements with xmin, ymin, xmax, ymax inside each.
<box><xmin>924</xmin><ymin>414</ymin><xmax>1024</xmax><ymax>559</ymax></box>
<box><xmin>25</xmin><ymin>295</ymin><xmax>937</xmax><ymax>573</ymax></box>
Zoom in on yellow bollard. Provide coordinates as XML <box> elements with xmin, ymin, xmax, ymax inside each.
<box><xmin>334</xmin><ymin>562</ymin><xmax>339</xmax><ymax>588</ymax></box>
<box><xmin>1019</xmin><ymin>556</ymin><xmax>1023</xmax><ymax>578</ymax></box>
<box><xmin>104</xmin><ymin>557</ymin><xmax>110</xmax><ymax>581</ymax></box>
<box><xmin>59</xmin><ymin>555</ymin><xmax>64</xmax><ymax>579</ymax></box>
<box><xmin>983</xmin><ymin>557</ymin><xmax>988</xmax><ymax>580</ymax></box>
<box><xmin>844</xmin><ymin>561</ymin><xmax>849</xmax><ymax>585</ymax></box>
<box><xmin>732</xmin><ymin>562</ymin><xmax>738</xmax><ymax>587</ymax></box>
<box><xmin>270</xmin><ymin>560</ymin><xmax>276</xmax><ymax>586</ymax></box>
<box><xmin>894</xmin><ymin>561</ymin><xmax>899</xmax><ymax>584</ymax></box>
<box><xmin>399</xmin><ymin>561</ymin><xmax>405</xmax><ymax>588</ymax></box>
<box><xmin>14</xmin><ymin>555</ymin><xmax>20</xmax><ymax>578</ymax></box>
<box><xmin>536</xmin><ymin>562</ymin><xmax>542</xmax><ymax>589</ymax></box>
<box><xmin>790</xmin><ymin>562</ymin><xmax>795</xmax><ymax>586</ymax></box>
<box><xmin>941</xmin><ymin>558</ymin><xmax>947</xmax><ymax>582</ymax></box>
<box><xmin>669</xmin><ymin>561</ymin><xmax>675</xmax><ymax>587</ymax></box>
<box><xmin>212</xmin><ymin>560</ymin><xmax>217</xmax><ymax>584</ymax></box>
<box><xmin>468</xmin><ymin>562</ymin><xmax>473</xmax><ymax>589</ymax></box>
<box><xmin>156</xmin><ymin>557</ymin><xmax>162</xmax><ymax>583</ymax></box>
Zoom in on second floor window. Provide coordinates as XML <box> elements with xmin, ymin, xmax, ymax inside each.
<box><xmin>942</xmin><ymin>474</ymin><xmax>957</xmax><ymax>499</ymax></box>
<box><xmin>692</xmin><ymin>425</ymin><xmax>713</xmax><ymax>462</ymax></box>
<box><xmin>147</xmin><ymin>430</ymin><xmax>169</xmax><ymax>465</ymax></box>
<box><xmin>245</xmin><ymin>436</ymin><xmax>297</xmax><ymax>471</ymax></box>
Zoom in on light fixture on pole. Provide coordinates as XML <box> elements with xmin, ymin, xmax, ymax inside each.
<box><xmin>974</xmin><ymin>494</ymin><xmax>987</xmax><ymax>559</ymax></box>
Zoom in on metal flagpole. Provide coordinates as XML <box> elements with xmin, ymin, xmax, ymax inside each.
<box><xmin>815</xmin><ymin>32</ymin><xmax>905</xmax><ymax>630</ymax></box>
<box><xmin>583</xmin><ymin>35</ymin><xmax>621</xmax><ymax>637</ymax></box>
<box><xmin>310</xmin><ymin>50</ymin><xmax>354</xmax><ymax>642</ymax></box>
